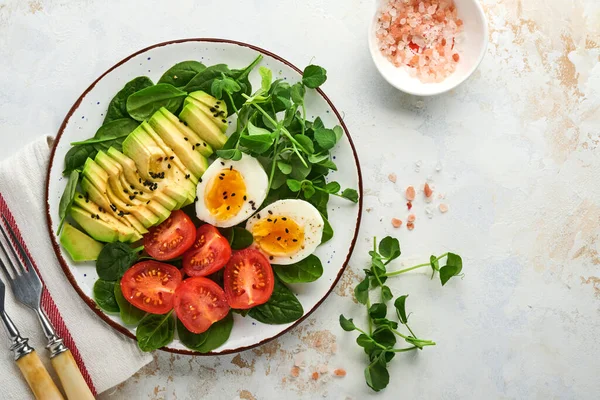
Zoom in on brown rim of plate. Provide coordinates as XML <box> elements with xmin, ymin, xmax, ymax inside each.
<box><xmin>45</xmin><ymin>38</ymin><xmax>364</xmax><ymax>356</ymax></box>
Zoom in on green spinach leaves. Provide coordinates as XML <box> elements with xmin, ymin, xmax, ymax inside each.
<box><xmin>247</xmin><ymin>278</ymin><xmax>303</xmax><ymax>324</ymax></box>
<box><xmin>136</xmin><ymin>311</ymin><xmax>175</xmax><ymax>352</ymax></box>
<box><xmin>177</xmin><ymin>312</ymin><xmax>234</xmax><ymax>353</ymax></box>
<box><xmin>96</xmin><ymin>242</ymin><xmax>141</xmax><ymax>281</ymax></box>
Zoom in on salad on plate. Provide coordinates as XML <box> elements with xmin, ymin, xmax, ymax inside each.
<box><xmin>56</xmin><ymin>53</ymin><xmax>359</xmax><ymax>352</ymax></box>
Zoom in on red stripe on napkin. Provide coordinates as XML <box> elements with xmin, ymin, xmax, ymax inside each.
<box><xmin>0</xmin><ymin>194</ymin><xmax>97</xmax><ymax>396</ymax></box>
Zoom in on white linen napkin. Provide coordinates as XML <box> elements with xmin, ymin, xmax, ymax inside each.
<box><xmin>0</xmin><ymin>136</ymin><xmax>152</xmax><ymax>399</ymax></box>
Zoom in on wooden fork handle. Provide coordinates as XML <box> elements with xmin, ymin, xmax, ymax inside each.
<box><xmin>15</xmin><ymin>351</ymin><xmax>64</xmax><ymax>400</ymax></box>
<box><xmin>51</xmin><ymin>350</ymin><xmax>95</xmax><ymax>400</ymax></box>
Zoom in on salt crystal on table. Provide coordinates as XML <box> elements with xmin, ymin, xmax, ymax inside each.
<box><xmin>294</xmin><ymin>352</ymin><xmax>305</xmax><ymax>367</ymax></box>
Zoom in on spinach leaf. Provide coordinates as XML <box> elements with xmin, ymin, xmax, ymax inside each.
<box><xmin>126</xmin><ymin>84</ymin><xmax>187</xmax><ymax>122</ymax></box>
<box><xmin>114</xmin><ymin>281</ymin><xmax>146</xmax><ymax>325</ymax></box>
<box><xmin>439</xmin><ymin>253</ymin><xmax>463</xmax><ymax>286</ymax></box>
<box><xmin>177</xmin><ymin>312</ymin><xmax>234</xmax><ymax>353</ymax></box>
<box><xmin>96</xmin><ymin>242</ymin><xmax>139</xmax><ymax>281</ymax></box>
<box><xmin>314</xmin><ymin>128</ymin><xmax>337</xmax><ymax>150</ymax></box>
<box><xmin>273</xmin><ymin>255</ymin><xmax>323</xmax><ymax>283</ymax></box>
<box><xmin>71</xmin><ymin>118</ymin><xmax>139</xmax><ymax>152</ymax></box>
<box><xmin>302</xmin><ymin>65</ymin><xmax>328</xmax><ymax>88</ymax></box>
<box><xmin>104</xmin><ymin>76</ymin><xmax>154</xmax><ymax>123</ymax></box>
<box><xmin>183</xmin><ymin>64</ymin><xmax>232</xmax><ymax>94</ymax></box>
<box><xmin>320</xmin><ymin>215</ymin><xmax>333</xmax><ymax>244</ymax></box>
<box><xmin>364</xmin><ymin>353</ymin><xmax>390</xmax><ymax>392</ymax></box>
<box><xmin>247</xmin><ymin>278</ymin><xmax>303</xmax><ymax>324</ymax></box>
<box><xmin>231</xmin><ymin>227</ymin><xmax>253</xmax><ymax>250</ymax></box>
<box><xmin>63</xmin><ymin>144</ymin><xmax>96</xmax><ymax>175</ymax></box>
<box><xmin>158</xmin><ymin>61</ymin><xmax>206</xmax><ymax>88</ymax></box>
<box><xmin>57</xmin><ymin>170</ymin><xmax>79</xmax><ymax>234</ymax></box>
<box><xmin>341</xmin><ymin>188</ymin><xmax>359</xmax><ymax>203</ymax></box>
<box><xmin>339</xmin><ymin>315</ymin><xmax>357</xmax><ymax>331</ymax></box>
<box><xmin>93</xmin><ymin>279</ymin><xmax>119</xmax><ymax>313</ymax></box>
<box><xmin>136</xmin><ymin>311</ymin><xmax>175</xmax><ymax>352</ymax></box>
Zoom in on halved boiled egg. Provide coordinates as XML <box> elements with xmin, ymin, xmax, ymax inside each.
<box><xmin>245</xmin><ymin>199</ymin><xmax>324</xmax><ymax>265</ymax></box>
<box><xmin>196</xmin><ymin>154</ymin><xmax>268</xmax><ymax>228</ymax></box>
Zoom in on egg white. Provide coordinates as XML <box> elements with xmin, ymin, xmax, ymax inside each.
<box><xmin>245</xmin><ymin>199</ymin><xmax>324</xmax><ymax>265</ymax></box>
<box><xmin>195</xmin><ymin>154</ymin><xmax>268</xmax><ymax>228</ymax></box>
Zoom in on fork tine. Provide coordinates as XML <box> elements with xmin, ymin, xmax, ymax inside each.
<box><xmin>1</xmin><ymin>216</ymin><xmax>36</xmax><ymax>275</ymax></box>
<box><xmin>0</xmin><ymin>223</ymin><xmax>23</xmax><ymax>276</ymax></box>
<box><xmin>0</xmin><ymin>250</ymin><xmax>17</xmax><ymax>279</ymax></box>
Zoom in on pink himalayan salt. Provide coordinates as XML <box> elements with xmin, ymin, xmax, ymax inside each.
<box><xmin>375</xmin><ymin>0</ymin><xmax>463</xmax><ymax>83</ymax></box>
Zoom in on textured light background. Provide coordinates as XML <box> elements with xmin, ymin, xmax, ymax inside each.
<box><xmin>1</xmin><ymin>0</ymin><xmax>599</xmax><ymax>399</ymax></box>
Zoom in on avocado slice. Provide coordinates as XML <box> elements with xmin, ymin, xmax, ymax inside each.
<box><xmin>60</xmin><ymin>223</ymin><xmax>104</xmax><ymax>261</ymax></box>
<box><xmin>70</xmin><ymin>206</ymin><xmax>119</xmax><ymax>243</ymax></box>
<box><xmin>148</xmin><ymin>109</ymin><xmax>210</xmax><ymax>177</ymax></box>
<box><xmin>122</xmin><ymin>124</ymin><xmax>196</xmax><ymax>206</ymax></box>
<box><xmin>73</xmin><ymin>192</ymin><xmax>141</xmax><ymax>242</ymax></box>
<box><xmin>106</xmin><ymin>147</ymin><xmax>188</xmax><ymax>208</ymax></box>
<box><xmin>80</xmin><ymin>178</ymin><xmax>148</xmax><ymax>236</ymax></box>
<box><xmin>139</xmin><ymin>122</ymin><xmax>199</xmax><ymax>185</ymax></box>
<box><xmin>155</xmin><ymin>107</ymin><xmax>214</xmax><ymax>157</ymax></box>
<box><xmin>188</xmin><ymin>91</ymin><xmax>228</xmax><ymax>124</ymax></box>
<box><xmin>184</xmin><ymin>95</ymin><xmax>228</xmax><ymax>133</ymax></box>
<box><xmin>93</xmin><ymin>152</ymin><xmax>172</xmax><ymax>222</ymax></box>
<box><xmin>82</xmin><ymin>160</ymin><xmax>160</xmax><ymax>229</ymax></box>
<box><xmin>179</xmin><ymin>103</ymin><xmax>228</xmax><ymax>150</ymax></box>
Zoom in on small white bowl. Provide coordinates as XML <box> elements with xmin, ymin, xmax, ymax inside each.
<box><xmin>368</xmin><ymin>0</ymin><xmax>488</xmax><ymax>96</ymax></box>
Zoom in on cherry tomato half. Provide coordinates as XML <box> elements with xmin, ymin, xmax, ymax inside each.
<box><xmin>120</xmin><ymin>261</ymin><xmax>182</xmax><ymax>314</ymax></box>
<box><xmin>174</xmin><ymin>277</ymin><xmax>230</xmax><ymax>334</ymax></box>
<box><xmin>182</xmin><ymin>224</ymin><xmax>232</xmax><ymax>277</ymax></box>
<box><xmin>223</xmin><ymin>249</ymin><xmax>275</xmax><ymax>309</ymax></box>
<box><xmin>144</xmin><ymin>210</ymin><xmax>196</xmax><ymax>260</ymax></box>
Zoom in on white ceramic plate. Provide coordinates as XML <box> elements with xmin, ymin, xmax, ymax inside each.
<box><xmin>45</xmin><ymin>39</ymin><xmax>363</xmax><ymax>355</ymax></box>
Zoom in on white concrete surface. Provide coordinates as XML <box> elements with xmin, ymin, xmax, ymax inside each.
<box><xmin>1</xmin><ymin>0</ymin><xmax>599</xmax><ymax>399</ymax></box>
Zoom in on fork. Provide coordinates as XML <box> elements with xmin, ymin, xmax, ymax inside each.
<box><xmin>0</xmin><ymin>276</ymin><xmax>64</xmax><ymax>399</ymax></box>
<box><xmin>0</xmin><ymin>216</ymin><xmax>94</xmax><ymax>400</ymax></box>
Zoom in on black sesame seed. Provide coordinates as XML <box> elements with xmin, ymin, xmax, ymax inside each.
<box><xmin>252</xmin><ymin>206</ymin><xmax>257</xmax><ymax>210</ymax></box>
<box><xmin>224</xmin><ymin>196</ymin><xmax>228</xmax><ymax>199</ymax></box>
<box><xmin>210</xmin><ymin>107</ymin><xmax>216</xmax><ymax>112</ymax></box>
<box><xmin>123</xmin><ymin>189</ymin><xmax>128</xmax><ymax>194</ymax></box>
<box><xmin>192</xmin><ymin>145</ymin><xmax>195</xmax><ymax>150</ymax></box>
<box><xmin>218</xmin><ymin>176</ymin><xmax>223</xmax><ymax>180</ymax></box>
<box><xmin>98</xmin><ymin>207</ymin><xmax>104</xmax><ymax>212</ymax></box>
<box><xmin>170</xmin><ymin>156</ymin><xmax>174</xmax><ymax>160</ymax></box>
<box><xmin>134</xmin><ymin>192</ymin><xmax>138</xmax><ymax>195</ymax></box>
<box><xmin>168</xmin><ymin>164</ymin><xmax>171</xmax><ymax>169</ymax></box>
<box><xmin>203</xmin><ymin>143</ymin><xmax>207</xmax><ymax>147</ymax></box>
<box><xmin>220</xmin><ymin>162</ymin><xmax>225</xmax><ymax>166</ymax></box>
<box><xmin>229</xmin><ymin>165</ymin><xmax>233</xmax><ymax>171</ymax></box>
<box><xmin>139</xmin><ymin>178</ymin><xmax>142</xmax><ymax>183</ymax></box>
<box><xmin>183</xmin><ymin>121</ymin><xmax>188</xmax><ymax>126</ymax></box>
<box><xmin>130</xmin><ymin>185</ymin><xmax>134</xmax><ymax>190</ymax></box>
<box><xmin>282</xmin><ymin>217</ymin><xmax>287</xmax><ymax>221</ymax></box>
<box><xmin>231</xmin><ymin>193</ymin><xmax>235</xmax><ymax>197</ymax></box>
<box><xmin>222</xmin><ymin>119</ymin><xmax>227</xmax><ymax>123</ymax></box>
<box><xmin>147</xmin><ymin>200</ymin><xmax>150</xmax><ymax>204</ymax></box>
<box><xmin>243</xmin><ymin>195</ymin><xmax>247</xmax><ymax>201</ymax></box>
<box><xmin>268</xmin><ymin>210</ymin><xmax>273</xmax><ymax>215</ymax></box>
<box><xmin>78</xmin><ymin>195</ymin><xmax>83</xmax><ymax>199</ymax></box>
<box><xmin>129</xmin><ymin>195</ymin><xmax>135</xmax><ymax>200</ymax></box>
<box><xmin>269</xmin><ymin>256</ymin><xmax>274</xmax><ymax>260</ymax></box>
<box><xmin>227</xmin><ymin>206</ymin><xmax>230</xmax><ymax>210</ymax></box>
<box><xmin>277</xmin><ymin>237</ymin><xmax>281</xmax><ymax>241</ymax></box>
<box><xmin>195</xmin><ymin>196</ymin><xmax>199</xmax><ymax>202</ymax></box>
<box><xmin>267</xmin><ymin>219</ymin><xmax>272</xmax><ymax>222</ymax></box>
<box><xmin>185</xmin><ymin>174</ymin><xmax>190</xmax><ymax>179</ymax></box>
<box><xmin>217</xmin><ymin>101</ymin><xmax>221</xmax><ymax>104</ymax></box>
<box><xmin>285</xmin><ymin>228</ymin><xmax>289</xmax><ymax>233</ymax></box>
<box><xmin>199</xmin><ymin>178</ymin><xmax>203</xmax><ymax>183</ymax></box>
<box><xmin>293</xmin><ymin>239</ymin><xmax>298</xmax><ymax>242</ymax></box>
<box><xmin>215</xmin><ymin>105</ymin><xmax>220</xmax><ymax>109</ymax></box>
<box><xmin>184</xmin><ymin>137</ymin><xmax>189</xmax><ymax>141</ymax></box>
<box><xmin>256</xmin><ymin>213</ymin><xmax>261</xmax><ymax>219</ymax></box>
<box><xmin>274</xmin><ymin>219</ymin><xmax>278</xmax><ymax>223</ymax></box>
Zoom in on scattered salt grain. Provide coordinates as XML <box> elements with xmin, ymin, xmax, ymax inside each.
<box><xmin>333</xmin><ymin>368</ymin><xmax>347</xmax><ymax>377</ymax></box>
<box><xmin>312</xmin><ymin>372</ymin><xmax>320</xmax><ymax>380</ymax></box>
<box><xmin>290</xmin><ymin>366</ymin><xmax>300</xmax><ymax>377</ymax></box>
<box><xmin>439</xmin><ymin>203</ymin><xmax>449</xmax><ymax>213</ymax></box>
<box><xmin>391</xmin><ymin>218</ymin><xmax>403</xmax><ymax>228</ymax></box>
<box><xmin>435</xmin><ymin>162</ymin><xmax>443</xmax><ymax>172</ymax></box>
<box><xmin>407</xmin><ymin>214</ymin><xmax>416</xmax><ymax>223</ymax></box>
<box><xmin>388</xmin><ymin>173</ymin><xmax>397</xmax><ymax>183</ymax></box>
<box><xmin>425</xmin><ymin>206</ymin><xmax>434</xmax><ymax>219</ymax></box>
<box><xmin>424</xmin><ymin>183</ymin><xmax>433</xmax><ymax>198</ymax></box>
<box><xmin>318</xmin><ymin>364</ymin><xmax>329</xmax><ymax>374</ymax></box>
<box><xmin>294</xmin><ymin>352</ymin><xmax>305</xmax><ymax>367</ymax></box>
<box><xmin>405</xmin><ymin>186</ymin><xmax>416</xmax><ymax>201</ymax></box>
<box><xmin>407</xmin><ymin>222</ymin><xmax>415</xmax><ymax>231</ymax></box>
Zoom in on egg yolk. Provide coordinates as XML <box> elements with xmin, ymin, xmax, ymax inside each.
<box><xmin>204</xmin><ymin>169</ymin><xmax>246</xmax><ymax>221</ymax></box>
<box><xmin>251</xmin><ymin>215</ymin><xmax>305</xmax><ymax>257</ymax></box>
